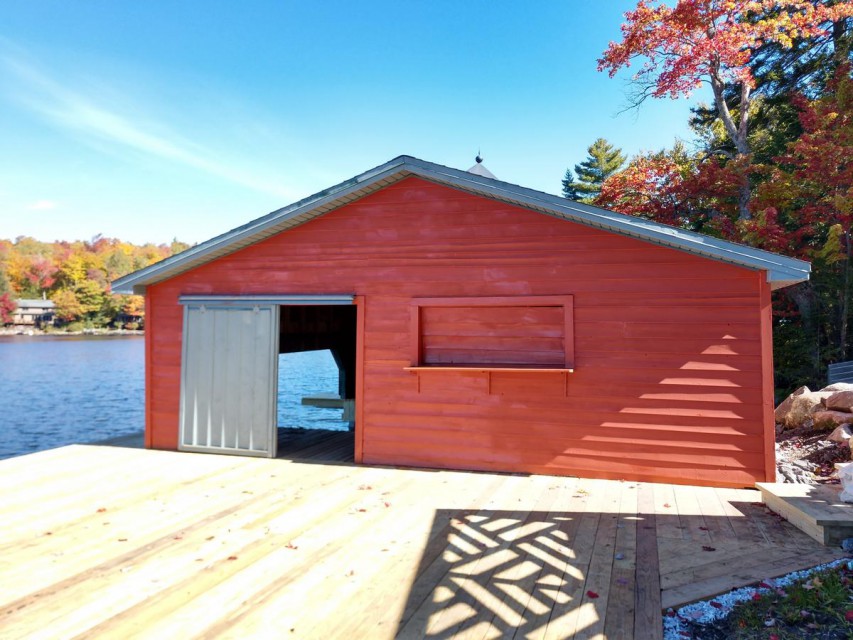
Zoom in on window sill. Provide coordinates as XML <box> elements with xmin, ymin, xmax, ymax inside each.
<box><xmin>405</xmin><ymin>365</ymin><xmax>573</xmax><ymax>395</ymax></box>
<box><xmin>404</xmin><ymin>366</ymin><xmax>574</xmax><ymax>373</ymax></box>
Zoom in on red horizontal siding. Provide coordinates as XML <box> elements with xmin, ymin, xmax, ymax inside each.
<box><xmin>146</xmin><ymin>176</ymin><xmax>772</xmax><ymax>487</ymax></box>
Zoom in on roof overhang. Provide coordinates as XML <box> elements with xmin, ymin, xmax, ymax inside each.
<box><xmin>112</xmin><ymin>155</ymin><xmax>810</xmax><ymax>295</ymax></box>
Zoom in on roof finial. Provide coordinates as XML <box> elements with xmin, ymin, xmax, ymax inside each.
<box><xmin>475</xmin><ymin>149</ymin><xmax>482</xmax><ymax>164</ymax></box>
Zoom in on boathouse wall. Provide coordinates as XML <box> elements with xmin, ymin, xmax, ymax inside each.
<box><xmin>146</xmin><ymin>176</ymin><xmax>774</xmax><ymax>487</ymax></box>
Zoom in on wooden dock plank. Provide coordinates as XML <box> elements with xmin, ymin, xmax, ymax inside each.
<box><xmin>713</xmin><ymin>487</ymin><xmax>767</xmax><ymax>546</ymax></box>
<box><xmin>0</xmin><ymin>445</ymin><xmax>847</xmax><ymax>639</ymax></box>
<box><xmin>672</xmin><ymin>484</ymin><xmax>712</xmax><ymax>544</ymax></box>
<box><xmin>549</xmin><ymin>477</ymin><xmax>618</xmax><ymax>640</ymax></box>
<box><xmin>661</xmin><ymin>547</ymin><xmax>844</xmax><ymax>609</ymax></box>
<box><xmin>603</xmin><ymin>482</ymin><xmax>639</xmax><ymax>640</ymax></box>
<box><xmin>90</xmin><ymin>468</ymin><xmax>422</xmax><ymax>639</ymax></box>
<box><xmin>327</xmin><ymin>474</ymin><xmax>519</xmax><ymax>640</ymax></box>
<box><xmin>512</xmin><ymin>480</ymin><xmax>591</xmax><ymax>640</ymax></box>
<box><xmin>756</xmin><ymin>482</ymin><xmax>853</xmax><ymax>524</ymax></box>
<box><xmin>451</xmin><ymin>477</ymin><xmax>565</xmax><ymax>640</ymax></box>
<box><xmin>400</xmin><ymin>475</ymin><xmax>543</xmax><ymax>638</ymax></box>
<box><xmin>634</xmin><ymin>484</ymin><xmax>662</xmax><ymax>640</ymax></box>
<box><xmin>652</xmin><ymin>483</ymin><xmax>683</xmax><ymax>541</ymax></box>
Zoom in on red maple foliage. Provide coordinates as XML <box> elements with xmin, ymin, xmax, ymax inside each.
<box><xmin>752</xmin><ymin>64</ymin><xmax>853</xmax><ymax>259</ymax></box>
<box><xmin>598</xmin><ymin>1</ymin><xmax>850</xmax><ymax>99</ymax></box>
<box><xmin>0</xmin><ymin>293</ymin><xmax>16</xmax><ymax>324</ymax></box>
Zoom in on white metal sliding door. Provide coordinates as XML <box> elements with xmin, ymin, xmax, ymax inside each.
<box><xmin>179</xmin><ymin>302</ymin><xmax>280</xmax><ymax>457</ymax></box>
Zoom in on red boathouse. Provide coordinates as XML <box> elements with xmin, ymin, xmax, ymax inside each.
<box><xmin>113</xmin><ymin>155</ymin><xmax>810</xmax><ymax>488</ymax></box>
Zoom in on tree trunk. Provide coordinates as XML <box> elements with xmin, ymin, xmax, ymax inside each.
<box><xmin>709</xmin><ymin>67</ymin><xmax>752</xmax><ymax>219</ymax></box>
<box><xmin>737</xmin><ymin>179</ymin><xmax>752</xmax><ymax>221</ymax></box>
<box><xmin>833</xmin><ymin>18</ymin><xmax>851</xmax><ymax>65</ymax></box>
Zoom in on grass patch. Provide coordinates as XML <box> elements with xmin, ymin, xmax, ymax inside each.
<box><xmin>679</xmin><ymin>563</ymin><xmax>853</xmax><ymax>639</ymax></box>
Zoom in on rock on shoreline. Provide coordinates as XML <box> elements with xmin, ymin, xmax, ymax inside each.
<box><xmin>775</xmin><ymin>382</ymin><xmax>853</xmax><ymax>483</ymax></box>
<box><xmin>0</xmin><ymin>327</ymin><xmax>144</xmax><ymax>337</ymax></box>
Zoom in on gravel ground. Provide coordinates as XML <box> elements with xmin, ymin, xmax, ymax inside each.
<box><xmin>775</xmin><ymin>423</ymin><xmax>851</xmax><ymax>483</ymax></box>
<box><xmin>662</xmin><ymin>559</ymin><xmax>853</xmax><ymax>639</ymax></box>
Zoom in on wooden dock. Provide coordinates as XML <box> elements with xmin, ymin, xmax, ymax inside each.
<box><xmin>757</xmin><ymin>482</ymin><xmax>853</xmax><ymax>546</ymax></box>
<box><xmin>0</xmin><ymin>438</ymin><xmax>844</xmax><ymax>639</ymax></box>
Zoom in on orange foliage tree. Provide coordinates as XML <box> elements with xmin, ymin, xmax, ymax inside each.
<box><xmin>0</xmin><ymin>236</ymin><xmax>189</xmax><ymax>328</ymax></box>
<box><xmin>598</xmin><ymin>0</ymin><xmax>853</xmax><ymax>219</ymax></box>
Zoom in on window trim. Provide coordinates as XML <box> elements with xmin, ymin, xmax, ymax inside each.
<box><xmin>408</xmin><ymin>295</ymin><xmax>574</xmax><ymax>371</ymax></box>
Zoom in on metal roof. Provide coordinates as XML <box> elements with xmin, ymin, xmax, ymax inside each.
<box><xmin>112</xmin><ymin>155</ymin><xmax>810</xmax><ymax>295</ymax></box>
<box><xmin>15</xmin><ymin>299</ymin><xmax>55</xmax><ymax>308</ymax></box>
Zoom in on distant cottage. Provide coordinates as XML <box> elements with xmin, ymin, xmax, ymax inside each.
<box><xmin>114</xmin><ymin>155</ymin><xmax>810</xmax><ymax>488</ymax></box>
<box><xmin>12</xmin><ymin>299</ymin><xmax>55</xmax><ymax>327</ymax></box>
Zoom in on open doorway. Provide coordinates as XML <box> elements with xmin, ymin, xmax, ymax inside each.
<box><xmin>276</xmin><ymin>304</ymin><xmax>357</xmax><ymax>462</ymax></box>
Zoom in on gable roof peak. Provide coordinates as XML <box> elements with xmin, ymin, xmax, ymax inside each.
<box><xmin>112</xmin><ymin>154</ymin><xmax>809</xmax><ymax>295</ymax></box>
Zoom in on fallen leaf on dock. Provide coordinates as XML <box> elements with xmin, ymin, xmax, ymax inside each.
<box><xmin>227</xmin><ymin>555</ymin><xmax>238</xmax><ymax>561</ymax></box>
<box><xmin>702</xmin><ymin>545</ymin><xmax>716</xmax><ymax>551</ymax></box>
<box><xmin>586</xmin><ymin>590</ymin><xmax>599</xmax><ymax>599</ymax></box>
<box><xmin>96</xmin><ymin>507</ymin><xmax>107</xmax><ymax>513</ymax></box>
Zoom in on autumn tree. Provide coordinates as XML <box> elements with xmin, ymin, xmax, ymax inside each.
<box><xmin>0</xmin><ymin>234</ymin><xmax>183</xmax><ymax>329</ymax></box>
<box><xmin>572</xmin><ymin>138</ymin><xmax>626</xmax><ymax>203</ymax></box>
<box><xmin>596</xmin><ymin>141</ymin><xmax>696</xmax><ymax>226</ymax></box>
<box><xmin>598</xmin><ymin>0</ymin><xmax>853</xmax><ymax>219</ymax></box>
<box><xmin>51</xmin><ymin>289</ymin><xmax>83</xmax><ymax>323</ymax></box>
<box><xmin>0</xmin><ymin>293</ymin><xmax>15</xmax><ymax>324</ymax></box>
<box><xmin>749</xmin><ymin>64</ymin><xmax>853</xmax><ymax>372</ymax></box>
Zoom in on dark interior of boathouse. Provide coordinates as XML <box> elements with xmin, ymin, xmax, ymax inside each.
<box><xmin>276</xmin><ymin>304</ymin><xmax>357</xmax><ymax>463</ymax></box>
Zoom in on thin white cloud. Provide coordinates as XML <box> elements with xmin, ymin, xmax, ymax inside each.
<box><xmin>27</xmin><ymin>199</ymin><xmax>57</xmax><ymax>210</ymax></box>
<box><xmin>1</xmin><ymin>49</ymin><xmax>297</xmax><ymax>200</ymax></box>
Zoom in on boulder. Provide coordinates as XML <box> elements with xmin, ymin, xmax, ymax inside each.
<box><xmin>822</xmin><ymin>382</ymin><xmax>853</xmax><ymax>393</ymax></box>
<box><xmin>780</xmin><ymin>391</ymin><xmax>834</xmax><ymax>428</ymax></box>
<box><xmin>828</xmin><ymin>424</ymin><xmax>853</xmax><ymax>443</ymax></box>
<box><xmin>774</xmin><ymin>386</ymin><xmax>810</xmax><ymax>425</ymax></box>
<box><xmin>812</xmin><ymin>410</ymin><xmax>853</xmax><ymax>427</ymax></box>
<box><xmin>826</xmin><ymin>390</ymin><xmax>853</xmax><ymax>412</ymax></box>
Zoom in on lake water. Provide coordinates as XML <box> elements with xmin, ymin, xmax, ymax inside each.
<box><xmin>0</xmin><ymin>335</ymin><xmax>344</xmax><ymax>460</ymax></box>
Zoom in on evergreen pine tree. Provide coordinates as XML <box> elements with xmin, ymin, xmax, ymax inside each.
<box><xmin>573</xmin><ymin>138</ymin><xmax>626</xmax><ymax>203</ymax></box>
<box><xmin>561</xmin><ymin>168</ymin><xmax>580</xmax><ymax>200</ymax></box>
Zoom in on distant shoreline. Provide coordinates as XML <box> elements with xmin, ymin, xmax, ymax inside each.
<box><xmin>0</xmin><ymin>327</ymin><xmax>144</xmax><ymax>337</ymax></box>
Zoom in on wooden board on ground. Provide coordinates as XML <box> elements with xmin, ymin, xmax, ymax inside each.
<box><xmin>0</xmin><ymin>445</ymin><xmax>845</xmax><ymax>639</ymax></box>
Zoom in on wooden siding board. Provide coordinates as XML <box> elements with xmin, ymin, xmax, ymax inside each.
<box><xmin>144</xmin><ymin>292</ymin><xmax>154</xmax><ymax>449</ymax></box>
<box><xmin>355</xmin><ymin>295</ymin><xmax>366</xmax><ymax>463</ymax></box>
<box><xmin>760</xmin><ymin>277</ymin><xmax>777</xmax><ymax>483</ymax></box>
<box><xmin>147</xmin><ymin>176</ymin><xmax>773</xmax><ymax>486</ymax></box>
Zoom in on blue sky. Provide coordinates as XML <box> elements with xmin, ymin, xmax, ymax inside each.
<box><xmin>2</xmin><ymin>1</ymin><xmax>700</xmax><ymax>245</ymax></box>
